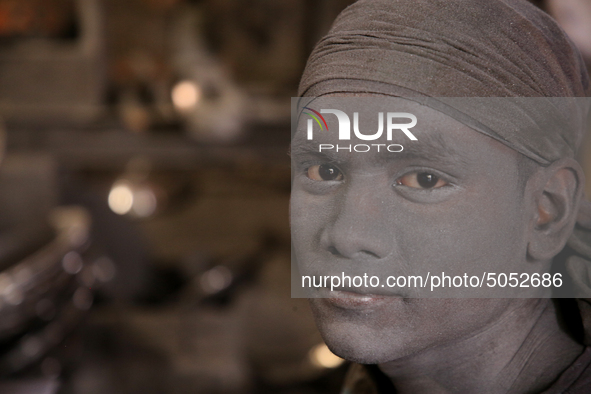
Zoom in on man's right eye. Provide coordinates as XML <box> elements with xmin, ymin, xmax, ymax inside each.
<box><xmin>307</xmin><ymin>164</ymin><xmax>343</xmax><ymax>181</ymax></box>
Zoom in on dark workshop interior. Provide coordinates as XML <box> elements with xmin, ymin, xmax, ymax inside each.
<box><xmin>0</xmin><ymin>0</ymin><xmax>589</xmax><ymax>393</ymax></box>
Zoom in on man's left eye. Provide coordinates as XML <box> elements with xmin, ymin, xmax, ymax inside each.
<box><xmin>396</xmin><ymin>172</ymin><xmax>448</xmax><ymax>189</ymax></box>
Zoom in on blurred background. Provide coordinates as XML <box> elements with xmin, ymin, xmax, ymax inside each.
<box><xmin>0</xmin><ymin>0</ymin><xmax>588</xmax><ymax>393</ymax></box>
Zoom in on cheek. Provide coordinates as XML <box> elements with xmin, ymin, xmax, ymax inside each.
<box><xmin>290</xmin><ymin>189</ymin><xmax>329</xmax><ymax>256</ymax></box>
<box><xmin>394</xmin><ymin>186</ymin><xmax>528</xmax><ymax>275</ymax></box>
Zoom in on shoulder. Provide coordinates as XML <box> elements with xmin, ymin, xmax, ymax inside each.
<box><xmin>544</xmin><ymin>347</ymin><xmax>591</xmax><ymax>394</ymax></box>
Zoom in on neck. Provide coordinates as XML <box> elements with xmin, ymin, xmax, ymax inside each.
<box><xmin>378</xmin><ymin>299</ymin><xmax>583</xmax><ymax>393</ymax></box>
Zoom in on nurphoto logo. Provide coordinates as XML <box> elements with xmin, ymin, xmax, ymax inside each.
<box><xmin>303</xmin><ymin>107</ymin><xmax>418</xmax><ymax>152</ymax></box>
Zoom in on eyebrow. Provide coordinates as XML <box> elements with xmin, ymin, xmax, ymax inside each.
<box><xmin>289</xmin><ymin>142</ymin><xmax>340</xmax><ymax>163</ymax></box>
<box><xmin>393</xmin><ymin>132</ymin><xmax>468</xmax><ymax>165</ymax></box>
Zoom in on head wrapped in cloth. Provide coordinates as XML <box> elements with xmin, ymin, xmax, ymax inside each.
<box><xmin>299</xmin><ymin>0</ymin><xmax>590</xmax><ymax>165</ymax></box>
<box><xmin>298</xmin><ymin>0</ymin><xmax>591</xmax><ymax>337</ymax></box>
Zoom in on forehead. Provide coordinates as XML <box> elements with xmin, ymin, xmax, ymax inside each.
<box><xmin>292</xmin><ymin>98</ymin><xmax>521</xmax><ymax>173</ymax></box>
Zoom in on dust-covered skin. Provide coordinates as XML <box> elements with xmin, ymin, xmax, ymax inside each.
<box><xmin>290</xmin><ymin>101</ymin><xmax>584</xmax><ymax>392</ymax></box>
<box><xmin>292</xmin><ymin>99</ymin><xmax>551</xmax><ymax>298</ymax></box>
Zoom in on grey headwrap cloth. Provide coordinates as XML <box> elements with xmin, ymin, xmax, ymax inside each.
<box><xmin>298</xmin><ymin>0</ymin><xmax>590</xmax><ymax>165</ymax></box>
<box><xmin>298</xmin><ymin>0</ymin><xmax>591</xmax><ymax>339</ymax></box>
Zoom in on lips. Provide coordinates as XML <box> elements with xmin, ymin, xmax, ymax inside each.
<box><xmin>320</xmin><ymin>289</ymin><xmax>392</xmax><ymax>310</ymax></box>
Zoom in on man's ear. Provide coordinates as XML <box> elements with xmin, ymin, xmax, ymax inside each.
<box><xmin>527</xmin><ymin>158</ymin><xmax>584</xmax><ymax>261</ymax></box>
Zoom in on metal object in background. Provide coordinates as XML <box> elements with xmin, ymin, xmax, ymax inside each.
<box><xmin>0</xmin><ymin>154</ymin><xmax>107</xmax><ymax>392</ymax></box>
<box><xmin>0</xmin><ymin>207</ymin><xmax>92</xmax><ymax>376</ymax></box>
<box><xmin>169</xmin><ymin>4</ymin><xmax>247</xmax><ymax>143</ymax></box>
<box><xmin>0</xmin><ymin>0</ymin><xmax>106</xmax><ymax>125</ymax></box>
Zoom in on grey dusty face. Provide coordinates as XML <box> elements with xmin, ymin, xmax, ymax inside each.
<box><xmin>290</xmin><ymin>101</ymin><xmax>546</xmax><ymax>363</ymax></box>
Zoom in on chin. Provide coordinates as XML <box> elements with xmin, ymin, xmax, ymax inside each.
<box><xmin>316</xmin><ymin>318</ymin><xmax>420</xmax><ymax>364</ymax></box>
<box><xmin>309</xmin><ymin>299</ymin><xmax>421</xmax><ymax>364</ymax></box>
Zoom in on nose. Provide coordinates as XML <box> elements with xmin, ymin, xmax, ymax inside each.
<box><xmin>321</xmin><ymin>177</ymin><xmax>394</xmax><ymax>261</ymax></box>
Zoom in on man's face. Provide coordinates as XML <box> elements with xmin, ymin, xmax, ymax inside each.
<box><xmin>290</xmin><ymin>100</ymin><xmax>540</xmax><ymax>363</ymax></box>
